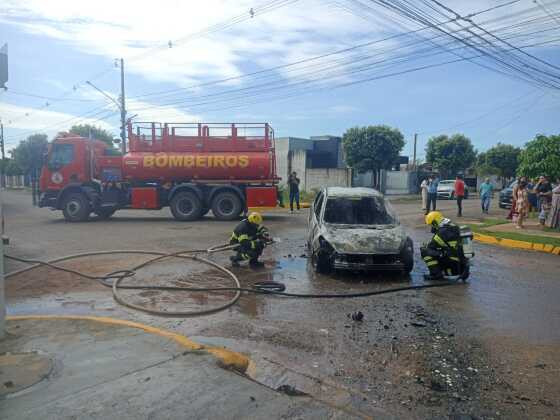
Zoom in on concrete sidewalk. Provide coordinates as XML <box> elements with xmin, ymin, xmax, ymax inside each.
<box><xmin>0</xmin><ymin>317</ymin><xmax>367</xmax><ymax>420</ymax></box>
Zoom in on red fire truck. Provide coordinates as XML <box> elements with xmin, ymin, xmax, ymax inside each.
<box><xmin>39</xmin><ymin>121</ymin><xmax>279</xmax><ymax>222</ymax></box>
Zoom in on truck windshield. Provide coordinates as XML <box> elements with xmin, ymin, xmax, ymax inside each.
<box><xmin>48</xmin><ymin>144</ymin><xmax>75</xmax><ymax>169</ymax></box>
<box><xmin>323</xmin><ymin>196</ymin><xmax>396</xmax><ymax>225</ymax></box>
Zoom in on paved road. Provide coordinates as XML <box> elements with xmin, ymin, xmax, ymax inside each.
<box><xmin>3</xmin><ymin>189</ymin><xmax>559</xmax><ymax>419</ymax></box>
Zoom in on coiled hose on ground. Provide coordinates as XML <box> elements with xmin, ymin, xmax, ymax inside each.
<box><xmin>5</xmin><ymin>246</ymin><xmax>462</xmax><ymax>317</ymax></box>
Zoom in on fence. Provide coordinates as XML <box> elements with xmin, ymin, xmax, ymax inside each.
<box><xmin>305</xmin><ymin>168</ymin><xmax>352</xmax><ymax>191</ymax></box>
<box><xmin>2</xmin><ymin>175</ymin><xmax>26</xmax><ymax>188</ymax></box>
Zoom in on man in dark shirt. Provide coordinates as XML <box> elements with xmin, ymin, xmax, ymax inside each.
<box><xmin>288</xmin><ymin>171</ymin><xmax>301</xmax><ymax>213</ymax></box>
<box><xmin>536</xmin><ymin>176</ymin><xmax>553</xmax><ymax>225</ymax></box>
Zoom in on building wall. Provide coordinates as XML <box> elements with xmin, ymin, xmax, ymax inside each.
<box><xmin>291</xmin><ymin>150</ymin><xmax>307</xmax><ymax>190</ymax></box>
<box><xmin>382</xmin><ymin>170</ymin><xmax>417</xmax><ymax>195</ymax></box>
<box><xmin>305</xmin><ymin>168</ymin><xmax>352</xmax><ymax>191</ymax></box>
<box><xmin>274</xmin><ymin>138</ymin><xmax>290</xmax><ymax>185</ymax></box>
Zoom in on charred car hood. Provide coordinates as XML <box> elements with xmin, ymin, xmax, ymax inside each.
<box><xmin>322</xmin><ymin>224</ymin><xmax>406</xmax><ymax>254</ymax></box>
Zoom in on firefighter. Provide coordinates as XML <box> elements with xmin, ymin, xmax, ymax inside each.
<box><xmin>420</xmin><ymin>211</ymin><xmax>462</xmax><ymax>280</ymax></box>
<box><xmin>229</xmin><ymin>212</ymin><xmax>270</xmax><ymax>268</ymax></box>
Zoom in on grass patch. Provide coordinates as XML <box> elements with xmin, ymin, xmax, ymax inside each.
<box><xmin>469</xmin><ymin>218</ymin><xmax>510</xmax><ymax>229</ymax></box>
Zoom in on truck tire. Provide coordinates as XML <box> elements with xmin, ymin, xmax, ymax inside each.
<box><xmin>170</xmin><ymin>191</ymin><xmax>203</xmax><ymax>221</ymax></box>
<box><xmin>62</xmin><ymin>193</ymin><xmax>91</xmax><ymax>222</ymax></box>
<box><xmin>211</xmin><ymin>191</ymin><xmax>243</xmax><ymax>221</ymax></box>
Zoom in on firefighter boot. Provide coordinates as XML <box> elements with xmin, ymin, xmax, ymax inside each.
<box><xmin>230</xmin><ymin>255</ymin><xmax>242</xmax><ymax>268</ymax></box>
<box><xmin>249</xmin><ymin>258</ymin><xmax>265</xmax><ymax>268</ymax></box>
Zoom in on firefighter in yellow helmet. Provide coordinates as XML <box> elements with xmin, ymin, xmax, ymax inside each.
<box><xmin>230</xmin><ymin>212</ymin><xmax>270</xmax><ymax>267</ymax></box>
<box><xmin>421</xmin><ymin>211</ymin><xmax>462</xmax><ymax>280</ymax></box>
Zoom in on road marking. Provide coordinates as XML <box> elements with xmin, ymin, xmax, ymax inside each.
<box><xmin>6</xmin><ymin>315</ymin><xmax>250</xmax><ymax>373</ymax></box>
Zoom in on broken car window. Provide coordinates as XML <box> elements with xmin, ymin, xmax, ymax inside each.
<box><xmin>323</xmin><ymin>196</ymin><xmax>396</xmax><ymax>225</ymax></box>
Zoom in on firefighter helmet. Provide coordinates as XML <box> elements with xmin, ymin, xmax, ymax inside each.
<box><xmin>425</xmin><ymin>211</ymin><xmax>444</xmax><ymax>227</ymax></box>
<box><xmin>248</xmin><ymin>212</ymin><xmax>263</xmax><ymax>225</ymax></box>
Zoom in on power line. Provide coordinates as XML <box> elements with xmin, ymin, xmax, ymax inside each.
<box><xmin>128</xmin><ymin>0</ymin><xmax>526</xmax><ymax>101</ymax></box>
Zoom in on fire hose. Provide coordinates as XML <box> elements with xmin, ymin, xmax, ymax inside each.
<box><xmin>5</xmin><ymin>245</ymin><xmax>462</xmax><ymax>317</ymax></box>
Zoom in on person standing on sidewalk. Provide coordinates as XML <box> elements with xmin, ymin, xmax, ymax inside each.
<box><xmin>535</xmin><ymin>175</ymin><xmax>553</xmax><ymax>226</ymax></box>
<box><xmin>515</xmin><ymin>180</ymin><xmax>529</xmax><ymax>229</ymax></box>
<box><xmin>288</xmin><ymin>171</ymin><xmax>301</xmax><ymax>213</ymax></box>
<box><xmin>479</xmin><ymin>178</ymin><xmax>494</xmax><ymax>214</ymax></box>
<box><xmin>425</xmin><ymin>175</ymin><xmax>439</xmax><ymax>215</ymax></box>
<box><xmin>420</xmin><ymin>177</ymin><xmax>429</xmax><ymax>212</ymax></box>
<box><xmin>454</xmin><ymin>174</ymin><xmax>465</xmax><ymax>217</ymax></box>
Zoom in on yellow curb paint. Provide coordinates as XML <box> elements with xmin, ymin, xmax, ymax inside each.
<box><xmin>543</xmin><ymin>244</ymin><xmax>555</xmax><ymax>253</ymax></box>
<box><xmin>6</xmin><ymin>315</ymin><xmax>250</xmax><ymax>373</ymax></box>
<box><xmin>532</xmin><ymin>243</ymin><xmax>545</xmax><ymax>252</ymax></box>
<box><xmin>473</xmin><ymin>233</ymin><xmax>559</xmax><ymax>255</ymax></box>
<box><xmin>473</xmin><ymin>233</ymin><xmax>499</xmax><ymax>244</ymax></box>
<box><xmin>499</xmin><ymin>238</ymin><xmax>534</xmax><ymax>250</ymax></box>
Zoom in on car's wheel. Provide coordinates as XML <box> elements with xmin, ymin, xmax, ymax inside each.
<box><xmin>170</xmin><ymin>191</ymin><xmax>203</xmax><ymax>221</ymax></box>
<box><xmin>95</xmin><ymin>208</ymin><xmax>116</xmax><ymax>219</ymax></box>
<box><xmin>211</xmin><ymin>191</ymin><xmax>243</xmax><ymax>221</ymax></box>
<box><xmin>401</xmin><ymin>237</ymin><xmax>414</xmax><ymax>275</ymax></box>
<box><xmin>312</xmin><ymin>250</ymin><xmax>332</xmax><ymax>274</ymax></box>
<box><xmin>450</xmin><ymin>192</ymin><xmax>454</xmax><ymax>200</ymax></box>
<box><xmin>62</xmin><ymin>193</ymin><xmax>91</xmax><ymax>222</ymax></box>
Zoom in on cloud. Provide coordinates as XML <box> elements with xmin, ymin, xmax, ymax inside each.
<box><xmin>0</xmin><ymin>0</ymin><xmax>377</xmax><ymax>87</ymax></box>
<box><xmin>0</xmin><ymin>101</ymin><xmax>115</xmax><ymax>148</ymax></box>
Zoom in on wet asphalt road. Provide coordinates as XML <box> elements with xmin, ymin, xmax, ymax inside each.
<box><xmin>3</xmin><ymin>189</ymin><xmax>560</xmax><ymax>419</ymax></box>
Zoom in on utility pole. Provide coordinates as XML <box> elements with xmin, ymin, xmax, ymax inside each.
<box><xmin>120</xmin><ymin>58</ymin><xmax>127</xmax><ymax>154</ymax></box>
<box><xmin>0</xmin><ymin>121</ymin><xmax>4</xmax><ymax>188</ymax></box>
<box><xmin>413</xmin><ymin>133</ymin><xmax>417</xmax><ymax>170</ymax></box>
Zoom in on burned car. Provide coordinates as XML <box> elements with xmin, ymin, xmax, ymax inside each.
<box><xmin>307</xmin><ymin>187</ymin><xmax>414</xmax><ymax>274</ymax></box>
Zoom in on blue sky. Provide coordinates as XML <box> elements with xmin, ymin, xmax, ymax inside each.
<box><xmin>1</xmin><ymin>0</ymin><xmax>559</xmax><ymax>159</ymax></box>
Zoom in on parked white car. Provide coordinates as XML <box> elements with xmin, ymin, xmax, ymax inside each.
<box><xmin>307</xmin><ymin>187</ymin><xmax>414</xmax><ymax>274</ymax></box>
<box><xmin>437</xmin><ymin>179</ymin><xmax>469</xmax><ymax>199</ymax></box>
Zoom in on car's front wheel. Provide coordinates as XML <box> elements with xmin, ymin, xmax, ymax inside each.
<box><xmin>401</xmin><ymin>237</ymin><xmax>414</xmax><ymax>274</ymax></box>
<box><xmin>312</xmin><ymin>238</ymin><xmax>333</xmax><ymax>274</ymax></box>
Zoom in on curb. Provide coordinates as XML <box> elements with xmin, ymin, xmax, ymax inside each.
<box><xmin>473</xmin><ymin>232</ymin><xmax>560</xmax><ymax>255</ymax></box>
<box><xmin>6</xmin><ymin>315</ymin><xmax>251</xmax><ymax>374</ymax></box>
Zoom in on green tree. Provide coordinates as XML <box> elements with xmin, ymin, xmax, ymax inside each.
<box><xmin>69</xmin><ymin>124</ymin><xmax>116</xmax><ymax>147</ymax></box>
<box><xmin>12</xmin><ymin>133</ymin><xmax>48</xmax><ymax>175</ymax></box>
<box><xmin>342</xmin><ymin>125</ymin><xmax>405</xmax><ymax>186</ymax></box>
<box><xmin>425</xmin><ymin>134</ymin><xmax>476</xmax><ymax>177</ymax></box>
<box><xmin>517</xmin><ymin>134</ymin><xmax>560</xmax><ymax>180</ymax></box>
<box><xmin>476</xmin><ymin>143</ymin><xmax>520</xmax><ymax>181</ymax></box>
<box><xmin>0</xmin><ymin>158</ymin><xmax>23</xmax><ymax>175</ymax></box>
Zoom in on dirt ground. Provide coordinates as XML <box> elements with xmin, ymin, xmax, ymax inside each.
<box><xmin>3</xmin><ymin>189</ymin><xmax>560</xmax><ymax>419</ymax></box>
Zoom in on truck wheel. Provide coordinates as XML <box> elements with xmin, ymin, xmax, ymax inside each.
<box><xmin>62</xmin><ymin>193</ymin><xmax>91</xmax><ymax>222</ymax></box>
<box><xmin>170</xmin><ymin>191</ymin><xmax>203</xmax><ymax>221</ymax></box>
<box><xmin>212</xmin><ymin>191</ymin><xmax>242</xmax><ymax>221</ymax></box>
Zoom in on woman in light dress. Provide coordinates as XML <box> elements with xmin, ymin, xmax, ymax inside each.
<box><xmin>515</xmin><ymin>180</ymin><xmax>529</xmax><ymax>229</ymax></box>
<box><xmin>420</xmin><ymin>177</ymin><xmax>429</xmax><ymax>211</ymax></box>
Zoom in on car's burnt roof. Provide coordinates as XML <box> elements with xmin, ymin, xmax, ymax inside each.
<box><xmin>325</xmin><ymin>187</ymin><xmax>384</xmax><ymax>198</ymax></box>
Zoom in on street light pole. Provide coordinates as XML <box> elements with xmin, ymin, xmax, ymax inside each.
<box><xmin>120</xmin><ymin>58</ymin><xmax>127</xmax><ymax>154</ymax></box>
<box><xmin>85</xmin><ymin>58</ymin><xmax>127</xmax><ymax>153</ymax></box>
